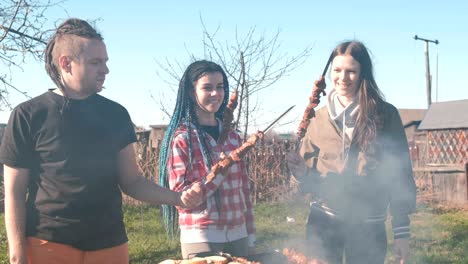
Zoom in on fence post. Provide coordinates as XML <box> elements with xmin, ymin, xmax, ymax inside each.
<box><xmin>465</xmin><ymin>162</ymin><xmax>468</xmax><ymax>202</ymax></box>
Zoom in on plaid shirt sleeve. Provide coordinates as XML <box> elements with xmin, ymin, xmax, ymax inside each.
<box><xmin>234</xmin><ymin>133</ymin><xmax>256</xmax><ymax>245</ymax></box>
<box><xmin>168</xmin><ymin>131</ymin><xmax>213</xmax><ymax>211</ymax></box>
<box><xmin>168</xmin><ymin>133</ymin><xmax>189</xmax><ymax>192</ymax></box>
<box><xmin>168</xmin><ymin>131</ymin><xmax>209</xmax><ymax>184</ymax></box>
<box><xmin>168</xmin><ymin>129</ymin><xmax>241</xmax><ymax>203</ymax></box>
<box><xmin>239</xmin><ymin>149</ymin><xmax>256</xmax><ymax>245</ymax></box>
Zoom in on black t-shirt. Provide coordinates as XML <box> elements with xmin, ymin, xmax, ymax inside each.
<box><xmin>200</xmin><ymin>124</ymin><xmax>219</xmax><ymax>141</ymax></box>
<box><xmin>0</xmin><ymin>91</ymin><xmax>137</xmax><ymax>250</ymax></box>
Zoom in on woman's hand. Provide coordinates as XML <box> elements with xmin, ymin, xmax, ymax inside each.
<box><xmin>394</xmin><ymin>238</ymin><xmax>410</xmax><ymax>264</ymax></box>
<box><xmin>248</xmin><ymin>246</ymin><xmax>256</xmax><ymax>256</ymax></box>
<box><xmin>286</xmin><ymin>151</ymin><xmax>307</xmax><ymax>178</ymax></box>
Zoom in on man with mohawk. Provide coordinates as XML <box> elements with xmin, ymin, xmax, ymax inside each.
<box><xmin>0</xmin><ymin>18</ymin><xmax>202</xmax><ymax>264</ymax></box>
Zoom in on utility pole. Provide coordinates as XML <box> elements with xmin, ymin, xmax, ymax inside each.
<box><xmin>414</xmin><ymin>35</ymin><xmax>439</xmax><ymax>108</ymax></box>
<box><xmin>435</xmin><ymin>47</ymin><xmax>439</xmax><ymax>102</ymax></box>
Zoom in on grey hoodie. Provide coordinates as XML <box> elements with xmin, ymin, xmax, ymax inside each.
<box><xmin>327</xmin><ymin>89</ymin><xmax>359</xmax><ymax>160</ymax></box>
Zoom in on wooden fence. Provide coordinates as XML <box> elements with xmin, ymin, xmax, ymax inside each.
<box><xmin>130</xmin><ymin>132</ymin><xmax>468</xmax><ymax>206</ymax></box>
<box><xmin>412</xmin><ymin>131</ymin><xmax>468</xmax><ymax>205</ymax></box>
<box><xmin>125</xmin><ymin>139</ymin><xmax>298</xmax><ymax>205</ymax></box>
<box><xmin>414</xmin><ymin>165</ymin><xmax>468</xmax><ymax>205</ymax></box>
<box><xmin>246</xmin><ymin>142</ymin><xmax>298</xmax><ymax>203</ymax></box>
<box><xmin>2</xmin><ymin>134</ymin><xmax>466</xmax><ymax>211</ymax></box>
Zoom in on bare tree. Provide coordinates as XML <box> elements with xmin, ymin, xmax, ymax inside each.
<box><xmin>155</xmin><ymin>16</ymin><xmax>313</xmax><ymax>139</ymax></box>
<box><xmin>0</xmin><ymin>0</ymin><xmax>63</xmax><ymax>109</ymax></box>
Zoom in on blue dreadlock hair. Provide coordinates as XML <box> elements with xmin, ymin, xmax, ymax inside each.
<box><xmin>159</xmin><ymin>60</ymin><xmax>229</xmax><ymax>238</ymax></box>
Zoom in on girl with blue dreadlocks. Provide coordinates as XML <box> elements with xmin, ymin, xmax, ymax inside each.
<box><xmin>159</xmin><ymin>60</ymin><xmax>256</xmax><ymax>259</ymax></box>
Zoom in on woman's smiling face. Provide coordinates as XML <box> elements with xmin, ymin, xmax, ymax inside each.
<box><xmin>331</xmin><ymin>55</ymin><xmax>361</xmax><ymax>100</ymax></box>
<box><xmin>192</xmin><ymin>72</ymin><xmax>225</xmax><ymax>123</ymax></box>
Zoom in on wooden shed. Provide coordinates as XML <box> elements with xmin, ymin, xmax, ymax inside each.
<box><xmin>418</xmin><ymin>99</ymin><xmax>468</xmax><ymax>165</ymax></box>
<box><xmin>133</xmin><ymin>124</ymin><xmax>169</xmax><ymax>155</ymax></box>
<box><xmin>149</xmin><ymin>125</ymin><xmax>168</xmax><ymax>149</ymax></box>
<box><xmin>416</xmin><ymin>99</ymin><xmax>468</xmax><ymax>205</ymax></box>
<box><xmin>398</xmin><ymin>109</ymin><xmax>426</xmax><ymax>166</ymax></box>
<box><xmin>133</xmin><ymin>125</ymin><xmax>168</xmax><ymax>177</ymax></box>
<box><xmin>398</xmin><ymin>108</ymin><xmax>426</xmax><ymax>144</ymax></box>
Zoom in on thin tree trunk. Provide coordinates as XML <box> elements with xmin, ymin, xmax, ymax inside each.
<box><xmin>235</xmin><ymin>52</ymin><xmax>245</xmax><ymax>132</ymax></box>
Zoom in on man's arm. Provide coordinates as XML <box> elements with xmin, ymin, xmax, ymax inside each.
<box><xmin>117</xmin><ymin>143</ymin><xmax>202</xmax><ymax>208</ymax></box>
<box><xmin>4</xmin><ymin>165</ymin><xmax>30</xmax><ymax>264</ymax></box>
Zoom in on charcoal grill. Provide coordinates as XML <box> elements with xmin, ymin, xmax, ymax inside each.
<box><xmin>193</xmin><ymin>250</ymin><xmax>288</xmax><ymax>264</ymax></box>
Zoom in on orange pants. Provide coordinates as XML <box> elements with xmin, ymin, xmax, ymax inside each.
<box><xmin>26</xmin><ymin>237</ymin><xmax>129</xmax><ymax>264</ymax></box>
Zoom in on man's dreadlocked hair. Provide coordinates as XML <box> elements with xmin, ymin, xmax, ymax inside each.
<box><xmin>158</xmin><ymin>60</ymin><xmax>229</xmax><ymax>237</ymax></box>
<box><xmin>45</xmin><ymin>18</ymin><xmax>103</xmax><ymax>96</ymax></box>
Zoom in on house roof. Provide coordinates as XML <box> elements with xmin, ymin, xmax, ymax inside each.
<box><xmin>398</xmin><ymin>109</ymin><xmax>426</xmax><ymax>127</ymax></box>
<box><xmin>418</xmin><ymin>99</ymin><xmax>468</xmax><ymax>130</ymax></box>
<box><xmin>150</xmin><ymin>124</ymin><xmax>168</xmax><ymax>129</ymax></box>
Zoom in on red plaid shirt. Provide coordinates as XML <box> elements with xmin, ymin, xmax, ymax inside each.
<box><xmin>168</xmin><ymin>123</ymin><xmax>256</xmax><ymax>246</ymax></box>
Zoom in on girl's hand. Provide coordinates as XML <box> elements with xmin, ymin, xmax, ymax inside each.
<box><xmin>394</xmin><ymin>238</ymin><xmax>410</xmax><ymax>264</ymax></box>
<box><xmin>248</xmin><ymin>246</ymin><xmax>256</xmax><ymax>256</ymax></box>
<box><xmin>286</xmin><ymin>151</ymin><xmax>307</xmax><ymax>178</ymax></box>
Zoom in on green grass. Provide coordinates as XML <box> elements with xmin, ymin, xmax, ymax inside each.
<box><xmin>405</xmin><ymin>206</ymin><xmax>468</xmax><ymax>264</ymax></box>
<box><xmin>0</xmin><ymin>201</ymin><xmax>467</xmax><ymax>263</ymax></box>
<box><xmin>123</xmin><ymin>205</ymin><xmax>180</xmax><ymax>263</ymax></box>
<box><xmin>0</xmin><ymin>220</ymin><xmax>7</xmax><ymax>264</ymax></box>
<box><xmin>123</xmin><ymin>201</ymin><xmax>311</xmax><ymax>263</ymax></box>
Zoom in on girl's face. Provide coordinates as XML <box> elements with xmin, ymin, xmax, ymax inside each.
<box><xmin>331</xmin><ymin>55</ymin><xmax>361</xmax><ymax>100</ymax></box>
<box><xmin>192</xmin><ymin>72</ymin><xmax>225</xmax><ymax>122</ymax></box>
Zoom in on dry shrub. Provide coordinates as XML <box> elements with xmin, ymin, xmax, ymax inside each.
<box><xmin>414</xmin><ymin>170</ymin><xmax>437</xmax><ymax>204</ymax></box>
<box><xmin>247</xmin><ymin>141</ymin><xmax>298</xmax><ymax>204</ymax></box>
<box><xmin>124</xmin><ymin>136</ymin><xmax>299</xmax><ymax>205</ymax></box>
<box><xmin>122</xmin><ymin>138</ymin><xmax>160</xmax><ymax>205</ymax></box>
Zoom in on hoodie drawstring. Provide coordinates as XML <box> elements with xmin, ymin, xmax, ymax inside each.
<box><xmin>342</xmin><ymin>109</ymin><xmax>346</xmax><ymax>161</ymax></box>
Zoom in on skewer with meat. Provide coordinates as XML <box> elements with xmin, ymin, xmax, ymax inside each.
<box><xmin>296</xmin><ymin>77</ymin><xmax>326</xmax><ymax>139</ymax></box>
<box><xmin>218</xmin><ymin>90</ymin><xmax>239</xmax><ymax>145</ymax></box>
<box><xmin>159</xmin><ymin>255</ymin><xmax>260</xmax><ymax>264</ymax></box>
<box><xmin>206</xmin><ymin>131</ymin><xmax>264</xmax><ymax>184</ymax></box>
<box><xmin>296</xmin><ymin>53</ymin><xmax>334</xmax><ymax>140</ymax></box>
<box><xmin>205</xmin><ymin>104</ymin><xmax>294</xmax><ymax>185</ymax></box>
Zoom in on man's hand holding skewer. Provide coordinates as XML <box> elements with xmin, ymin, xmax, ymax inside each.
<box><xmin>179</xmin><ymin>182</ymin><xmax>204</xmax><ymax>209</ymax></box>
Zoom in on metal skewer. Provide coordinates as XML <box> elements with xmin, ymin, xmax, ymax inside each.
<box><xmin>262</xmin><ymin>105</ymin><xmax>295</xmax><ymax>135</ymax></box>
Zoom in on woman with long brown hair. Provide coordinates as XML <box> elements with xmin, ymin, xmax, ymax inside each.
<box><xmin>287</xmin><ymin>40</ymin><xmax>416</xmax><ymax>264</ymax></box>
